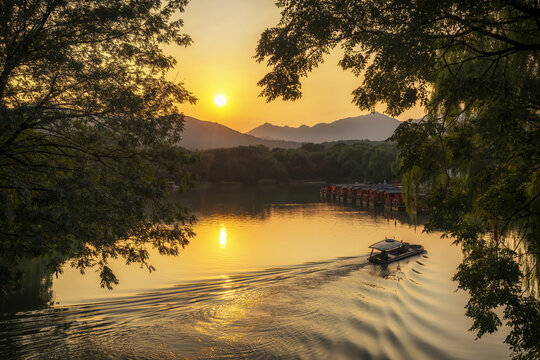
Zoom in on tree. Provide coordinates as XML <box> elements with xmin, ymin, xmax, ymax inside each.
<box><xmin>256</xmin><ymin>0</ymin><xmax>540</xmax><ymax>357</ymax></box>
<box><xmin>192</xmin><ymin>142</ymin><xmax>399</xmax><ymax>184</ymax></box>
<box><xmin>0</xmin><ymin>0</ymin><xmax>197</xmax><ymax>294</ymax></box>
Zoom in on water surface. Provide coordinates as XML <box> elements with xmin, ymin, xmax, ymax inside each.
<box><xmin>0</xmin><ymin>185</ymin><xmax>510</xmax><ymax>359</ymax></box>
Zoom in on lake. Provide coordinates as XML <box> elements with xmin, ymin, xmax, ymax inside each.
<box><xmin>0</xmin><ymin>184</ymin><xmax>510</xmax><ymax>359</ymax></box>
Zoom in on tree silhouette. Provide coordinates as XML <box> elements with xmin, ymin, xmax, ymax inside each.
<box><xmin>0</xmin><ymin>0</ymin><xmax>196</xmax><ymax>293</ymax></box>
<box><xmin>256</xmin><ymin>0</ymin><xmax>540</xmax><ymax>357</ymax></box>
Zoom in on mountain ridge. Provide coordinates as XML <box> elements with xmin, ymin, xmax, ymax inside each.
<box><xmin>179</xmin><ymin>113</ymin><xmax>402</xmax><ymax>150</ymax></box>
<box><xmin>179</xmin><ymin>116</ymin><xmax>301</xmax><ymax>150</ymax></box>
<box><xmin>247</xmin><ymin>112</ymin><xmax>400</xmax><ymax>143</ymax></box>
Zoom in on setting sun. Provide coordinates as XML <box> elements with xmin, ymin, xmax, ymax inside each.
<box><xmin>214</xmin><ymin>94</ymin><xmax>227</xmax><ymax>107</ymax></box>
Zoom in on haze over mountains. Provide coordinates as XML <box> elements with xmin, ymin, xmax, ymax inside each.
<box><xmin>180</xmin><ymin>113</ymin><xmax>400</xmax><ymax>150</ymax></box>
<box><xmin>180</xmin><ymin>117</ymin><xmax>300</xmax><ymax>150</ymax></box>
<box><xmin>247</xmin><ymin>112</ymin><xmax>400</xmax><ymax>143</ymax></box>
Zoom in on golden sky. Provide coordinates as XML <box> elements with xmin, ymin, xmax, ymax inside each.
<box><xmin>170</xmin><ymin>0</ymin><xmax>425</xmax><ymax>133</ymax></box>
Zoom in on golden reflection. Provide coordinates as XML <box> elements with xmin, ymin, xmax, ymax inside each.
<box><xmin>219</xmin><ymin>224</ymin><xmax>227</xmax><ymax>248</ymax></box>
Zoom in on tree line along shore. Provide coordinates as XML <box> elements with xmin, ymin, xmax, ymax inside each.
<box><xmin>189</xmin><ymin>141</ymin><xmax>399</xmax><ymax>185</ymax></box>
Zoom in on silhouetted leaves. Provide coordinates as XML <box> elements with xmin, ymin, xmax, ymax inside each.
<box><xmin>0</xmin><ymin>0</ymin><xmax>196</xmax><ymax>293</ymax></box>
<box><xmin>257</xmin><ymin>0</ymin><xmax>540</xmax><ymax>357</ymax></box>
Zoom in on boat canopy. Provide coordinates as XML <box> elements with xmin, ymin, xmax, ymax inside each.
<box><xmin>369</xmin><ymin>239</ymin><xmax>402</xmax><ymax>251</ymax></box>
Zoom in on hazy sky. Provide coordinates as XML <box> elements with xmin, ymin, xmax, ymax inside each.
<box><xmin>169</xmin><ymin>0</ymin><xmax>424</xmax><ymax>133</ymax></box>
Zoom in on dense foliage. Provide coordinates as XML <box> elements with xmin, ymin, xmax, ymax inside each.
<box><xmin>193</xmin><ymin>142</ymin><xmax>399</xmax><ymax>184</ymax></box>
<box><xmin>0</xmin><ymin>0</ymin><xmax>196</xmax><ymax>293</ymax></box>
<box><xmin>256</xmin><ymin>0</ymin><xmax>540</xmax><ymax>357</ymax></box>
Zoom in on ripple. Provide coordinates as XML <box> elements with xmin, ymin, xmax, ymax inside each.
<box><xmin>1</xmin><ymin>255</ymin><xmax>510</xmax><ymax>359</ymax></box>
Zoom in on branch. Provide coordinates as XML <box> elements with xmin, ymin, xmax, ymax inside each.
<box><xmin>442</xmin><ymin>11</ymin><xmax>540</xmax><ymax>50</ymax></box>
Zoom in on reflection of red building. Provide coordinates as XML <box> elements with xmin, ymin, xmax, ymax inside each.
<box><xmin>320</xmin><ymin>185</ymin><xmax>331</xmax><ymax>198</ymax></box>
<box><xmin>347</xmin><ymin>185</ymin><xmax>362</xmax><ymax>204</ymax></box>
<box><xmin>362</xmin><ymin>186</ymin><xmax>371</xmax><ymax>206</ymax></box>
<box><xmin>355</xmin><ymin>188</ymin><xmax>364</xmax><ymax>206</ymax></box>
<box><xmin>368</xmin><ymin>186</ymin><xmax>387</xmax><ymax>207</ymax></box>
<box><xmin>332</xmin><ymin>185</ymin><xmax>339</xmax><ymax>199</ymax></box>
<box><xmin>384</xmin><ymin>188</ymin><xmax>404</xmax><ymax>211</ymax></box>
<box><xmin>339</xmin><ymin>186</ymin><xmax>346</xmax><ymax>202</ymax></box>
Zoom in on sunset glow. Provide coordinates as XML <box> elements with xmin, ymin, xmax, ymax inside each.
<box><xmin>175</xmin><ymin>1</ymin><xmax>425</xmax><ymax>132</ymax></box>
<box><xmin>214</xmin><ymin>94</ymin><xmax>227</xmax><ymax>107</ymax></box>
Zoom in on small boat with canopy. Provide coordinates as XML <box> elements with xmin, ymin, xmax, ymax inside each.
<box><xmin>368</xmin><ymin>238</ymin><xmax>424</xmax><ymax>264</ymax></box>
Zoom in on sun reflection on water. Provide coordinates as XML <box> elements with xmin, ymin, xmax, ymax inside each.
<box><xmin>219</xmin><ymin>225</ymin><xmax>227</xmax><ymax>248</ymax></box>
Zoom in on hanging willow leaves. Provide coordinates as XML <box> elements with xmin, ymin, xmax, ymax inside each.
<box><xmin>256</xmin><ymin>0</ymin><xmax>540</xmax><ymax>357</ymax></box>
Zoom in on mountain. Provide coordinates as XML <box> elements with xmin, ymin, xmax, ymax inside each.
<box><xmin>247</xmin><ymin>112</ymin><xmax>400</xmax><ymax>143</ymax></box>
<box><xmin>179</xmin><ymin>116</ymin><xmax>300</xmax><ymax>150</ymax></box>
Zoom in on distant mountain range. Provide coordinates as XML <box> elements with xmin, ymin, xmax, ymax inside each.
<box><xmin>247</xmin><ymin>112</ymin><xmax>400</xmax><ymax>143</ymax></box>
<box><xmin>179</xmin><ymin>113</ymin><xmax>401</xmax><ymax>150</ymax></box>
<box><xmin>179</xmin><ymin>117</ymin><xmax>300</xmax><ymax>150</ymax></box>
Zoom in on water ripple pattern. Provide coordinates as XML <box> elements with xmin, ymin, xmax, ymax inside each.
<box><xmin>0</xmin><ymin>195</ymin><xmax>511</xmax><ymax>359</ymax></box>
<box><xmin>1</xmin><ymin>255</ymin><xmax>509</xmax><ymax>359</ymax></box>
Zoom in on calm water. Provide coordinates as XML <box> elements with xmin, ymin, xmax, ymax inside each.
<box><xmin>1</xmin><ymin>185</ymin><xmax>510</xmax><ymax>359</ymax></box>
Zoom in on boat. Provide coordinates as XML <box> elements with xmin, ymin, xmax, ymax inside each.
<box><xmin>368</xmin><ymin>238</ymin><xmax>424</xmax><ymax>264</ymax></box>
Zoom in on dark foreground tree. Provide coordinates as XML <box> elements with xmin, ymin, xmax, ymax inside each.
<box><xmin>256</xmin><ymin>0</ymin><xmax>540</xmax><ymax>357</ymax></box>
<box><xmin>0</xmin><ymin>0</ymin><xmax>196</xmax><ymax>293</ymax></box>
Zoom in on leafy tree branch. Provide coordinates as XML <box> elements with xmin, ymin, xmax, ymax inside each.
<box><xmin>257</xmin><ymin>0</ymin><xmax>540</xmax><ymax>357</ymax></box>
<box><xmin>1</xmin><ymin>0</ymin><xmax>197</xmax><ymax>294</ymax></box>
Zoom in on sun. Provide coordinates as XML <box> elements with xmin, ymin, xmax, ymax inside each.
<box><xmin>214</xmin><ymin>94</ymin><xmax>227</xmax><ymax>107</ymax></box>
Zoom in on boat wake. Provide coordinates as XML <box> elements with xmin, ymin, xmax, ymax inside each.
<box><xmin>0</xmin><ymin>254</ymin><xmax>509</xmax><ymax>359</ymax></box>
